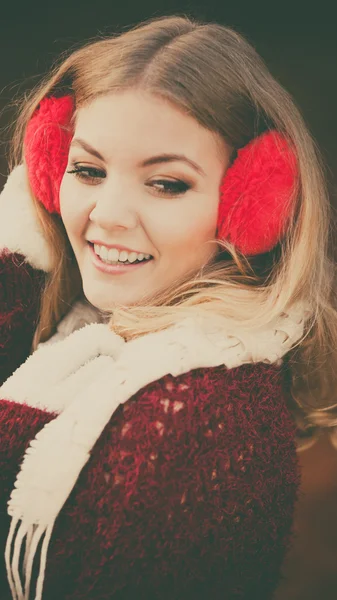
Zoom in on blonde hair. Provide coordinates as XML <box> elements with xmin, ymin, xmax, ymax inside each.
<box><xmin>9</xmin><ymin>15</ymin><xmax>337</xmax><ymax>435</ymax></box>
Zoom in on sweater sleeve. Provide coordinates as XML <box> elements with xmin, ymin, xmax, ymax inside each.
<box><xmin>0</xmin><ymin>398</ymin><xmax>56</xmax><ymax>600</ymax></box>
<box><xmin>11</xmin><ymin>362</ymin><xmax>299</xmax><ymax>600</ymax></box>
<box><xmin>0</xmin><ymin>250</ymin><xmax>45</xmax><ymax>386</ymax></box>
<box><xmin>0</xmin><ymin>165</ymin><xmax>52</xmax><ymax>386</ymax></box>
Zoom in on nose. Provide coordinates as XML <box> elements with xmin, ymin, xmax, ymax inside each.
<box><xmin>88</xmin><ymin>179</ymin><xmax>139</xmax><ymax>230</ymax></box>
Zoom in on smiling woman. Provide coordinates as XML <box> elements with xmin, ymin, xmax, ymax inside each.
<box><xmin>0</xmin><ymin>12</ymin><xmax>337</xmax><ymax>600</ymax></box>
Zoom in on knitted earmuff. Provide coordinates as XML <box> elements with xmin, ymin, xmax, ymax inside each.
<box><xmin>24</xmin><ymin>95</ymin><xmax>298</xmax><ymax>256</ymax></box>
<box><xmin>24</xmin><ymin>95</ymin><xmax>74</xmax><ymax>215</ymax></box>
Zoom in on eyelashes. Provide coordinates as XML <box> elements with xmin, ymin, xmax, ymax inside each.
<box><xmin>146</xmin><ymin>179</ymin><xmax>191</xmax><ymax>196</ymax></box>
<box><xmin>66</xmin><ymin>165</ymin><xmax>192</xmax><ymax>197</ymax></box>
<box><xmin>66</xmin><ymin>166</ymin><xmax>105</xmax><ymax>185</ymax></box>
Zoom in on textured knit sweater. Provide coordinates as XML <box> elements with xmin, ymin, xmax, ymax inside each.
<box><xmin>0</xmin><ymin>166</ymin><xmax>307</xmax><ymax>600</ymax></box>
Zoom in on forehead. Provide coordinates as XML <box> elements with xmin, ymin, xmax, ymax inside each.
<box><xmin>73</xmin><ymin>91</ymin><xmax>227</xmax><ymax>164</ymax></box>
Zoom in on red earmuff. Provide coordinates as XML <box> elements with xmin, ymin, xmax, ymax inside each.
<box><xmin>24</xmin><ymin>95</ymin><xmax>298</xmax><ymax>255</ymax></box>
<box><xmin>217</xmin><ymin>131</ymin><xmax>298</xmax><ymax>255</ymax></box>
<box><xmin>24</xmin><ymin>95</ymin><xmax>74</xmax><ymax>214</ymax></box>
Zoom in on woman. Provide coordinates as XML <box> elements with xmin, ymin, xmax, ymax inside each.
<box><xmin>0</xmin><ymin>14</ymin><xmax>336</xmax><ymax>600</ymax></box>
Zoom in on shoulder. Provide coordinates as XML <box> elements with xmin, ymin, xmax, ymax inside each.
<box><xmin>131</xmin><ymin>361</ymin><xmax>290</xmax><ymax>416</ymax></box>
<box><xmin>110</xmin><ymin>362</ymin><xmax>297</xmax><ymax>462</ymax></box>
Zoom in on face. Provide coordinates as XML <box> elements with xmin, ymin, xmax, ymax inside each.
<box><xmin>60</xmin><ymin>90</ymin><xmax>231</xmax><ymax>311</ymax></box>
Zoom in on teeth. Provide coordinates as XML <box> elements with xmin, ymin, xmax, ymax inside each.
<box><xmin>93</xmin><ymin>244</ymin><xmax>151</xmax><ymax>264</ymax></box>
<box><xmin>100</xmin><ymin>246</ymin><xmax>109</xmax><ymax>261</ymax></box>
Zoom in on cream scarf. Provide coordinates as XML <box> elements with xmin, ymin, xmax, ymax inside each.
<box><xmin>0</xmin><ymin>299</ymin><xmax>309</xmax><ymax>600</ymax></box>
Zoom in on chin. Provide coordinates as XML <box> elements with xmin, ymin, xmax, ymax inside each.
<box><xmin>83</xmin><ymin>286</ymin><xmax>132</xmax><ymax>312</ymax></box>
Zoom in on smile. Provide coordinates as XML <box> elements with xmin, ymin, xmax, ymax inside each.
<box><xmin>88</xmin><ymin>242</ymin><xmax>154</xmax><ymax>275</ymax></box>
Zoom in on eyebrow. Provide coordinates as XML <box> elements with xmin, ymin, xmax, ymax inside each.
<box><xmin>70</xmin><ymin>138</ymin><xmax>206</xmax><ymax>176</ymax></box>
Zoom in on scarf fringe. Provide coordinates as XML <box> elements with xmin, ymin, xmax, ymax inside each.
<box><xmin>5</xmin><ymin>519</ymin><xmax>54</xmax><ymax>600</ymax></box>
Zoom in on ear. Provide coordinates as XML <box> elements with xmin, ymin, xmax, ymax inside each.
<box><xmin>217</xmin><ymin>131</ymin><xmax>298</xmax><ymax>256</ymax></box>
<box><xmin>24</xmin><ymin>95</ymin><xmax>74</xmax><ymax>214</ymax></box>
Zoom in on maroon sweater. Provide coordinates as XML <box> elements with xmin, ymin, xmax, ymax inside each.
<box><xmin>0</xmin><ymin>251</ymin><xmax>300</xmax><ymax>600</ymax></box>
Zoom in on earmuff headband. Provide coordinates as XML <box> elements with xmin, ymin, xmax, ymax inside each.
<box><xmin>24</xmin><ymin>95</ymin><xmax>298</xmax><ymax>256</ymax></box>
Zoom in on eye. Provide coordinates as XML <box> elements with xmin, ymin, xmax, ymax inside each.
<box><xmin>147</xmin><ymin>179</ymin><xmax>192</xmax><ymax>197</ymax></box>
<box><xmin>66</xmin><ymin>164</ymin><xmax>106</xmax><ymax>185</ymax></box>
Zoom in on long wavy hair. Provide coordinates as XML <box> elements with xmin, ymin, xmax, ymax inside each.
<box><xmin>8</xmin><ymin>15</ymin><xmax>337</xmax><ymax>436</ymax></box>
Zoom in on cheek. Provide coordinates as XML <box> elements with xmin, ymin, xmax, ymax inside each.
<box><xmin>161</xmin><ymin>202</ymin><xmax>219</xmax><ymax>255</ymax></box>
<box><xmin>59</xmin><ymin>177</ymin><xmax>88</xmax><ymax>241</ymax></box>
<box><xmin>59</xmin><ymin>176</ymin><xmax>73</xmax><ymax>230</ymax></box>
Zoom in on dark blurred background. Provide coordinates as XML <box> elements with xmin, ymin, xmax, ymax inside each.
<box><xmin>1</xmin><ymin>1</ymin><xmax>337</xmax><ymax>598</ymax></box>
